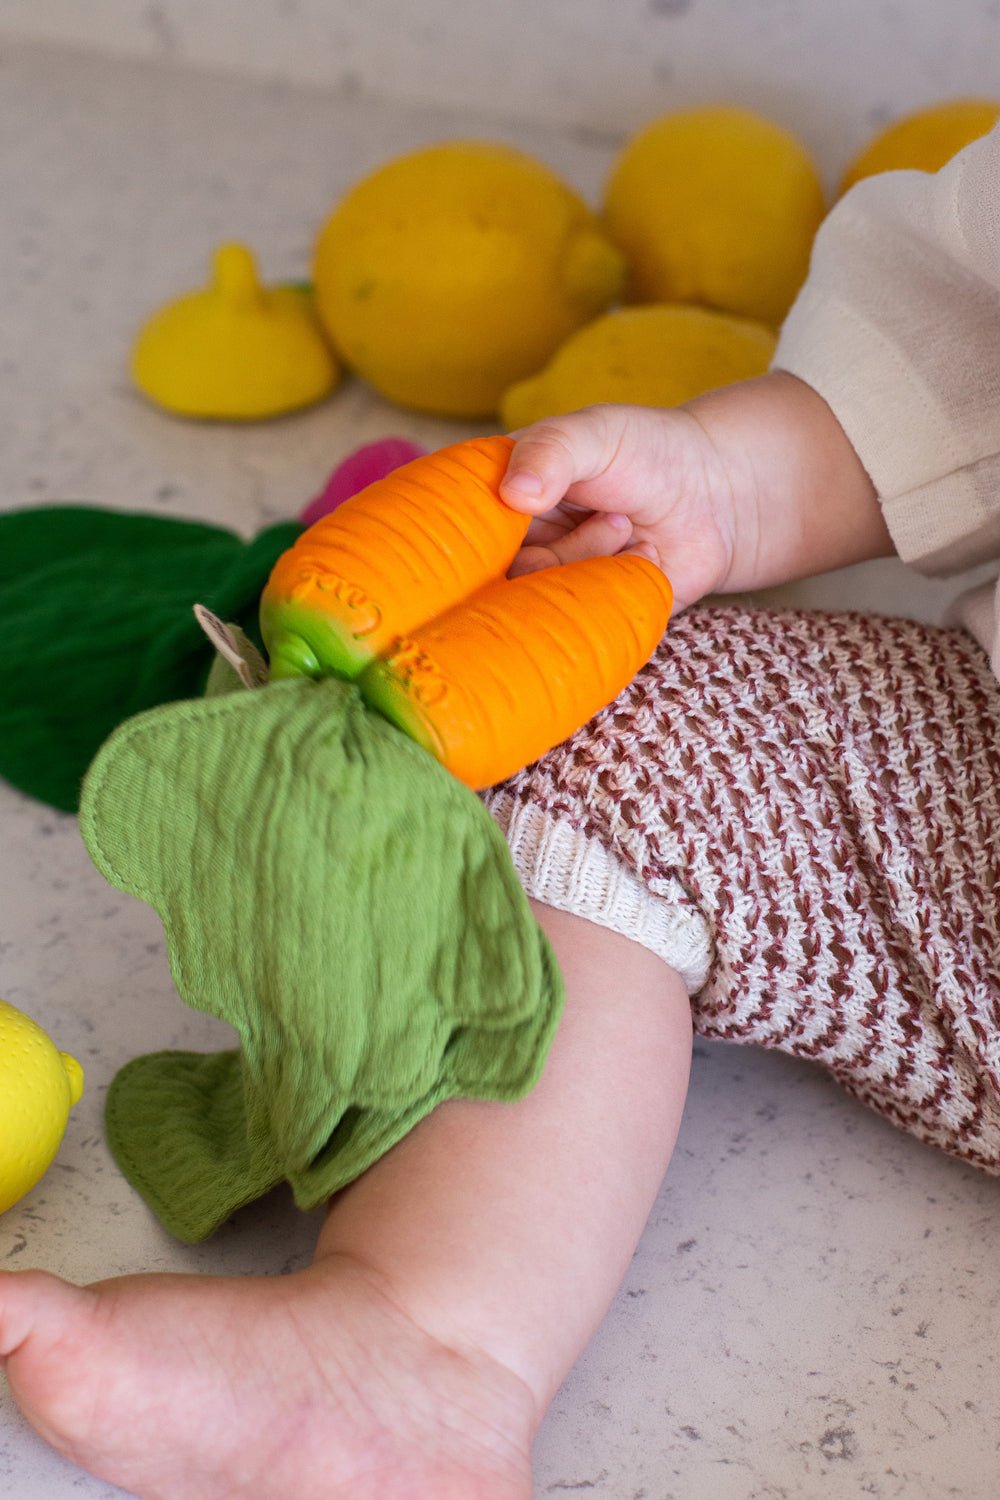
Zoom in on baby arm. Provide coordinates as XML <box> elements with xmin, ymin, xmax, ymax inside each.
<box><xmin>501</xmin><ymin>372</ymin><xmax>893</xmax><ymax>611</ymax></box>
<box><xmin>504</xmin><ymin>122</ymin><xmax>1000</xmax><ymax>608</ymax></box>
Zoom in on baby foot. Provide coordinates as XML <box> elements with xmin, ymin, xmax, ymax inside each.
<box><xmin>0</xmin><ymin>1255</ymin><xmax>535</xmax><ymax>1500</ymax></box>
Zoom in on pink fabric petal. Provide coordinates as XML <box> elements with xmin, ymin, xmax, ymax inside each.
<box><xmin>300</xmin><ymin>438</ymin><xmax>428</xmax><ymax>526</ymax></box>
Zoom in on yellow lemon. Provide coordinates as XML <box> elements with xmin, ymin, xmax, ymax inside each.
<box><xmin>132</xmin><ymin>243</ymin><xmax>340</xmax><ymax>420</ymax></box>
<box><xmin>312</xmin><ymin>142</ymin><xmax>626</xmax><ymax>418</ymax></box>
<box><xmin>603</xmin><ymin>106</ymin><xmax>826</xmax><ymax>327</ymax></box>
<box><xmin>839</xmin><ymin>98</ymin><xmax>1000</xmax><ymax>195</ymax></box>
<box><xmin>501</xmin><ymin>303</ymin><xmax>776</xmax><ymax>430</ymax></box>
<box><xmin>0</xmin><ymin>999</ymin><xmax>84</xmax><ymax>1214</ymax></box>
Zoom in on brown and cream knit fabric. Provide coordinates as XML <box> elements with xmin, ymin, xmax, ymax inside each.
<box><xmin>484</xmin><ymin>605</ymin><xmax>1000</xmax><ymax>1177</ymax></box>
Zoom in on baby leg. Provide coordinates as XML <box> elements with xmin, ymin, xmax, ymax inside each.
<box><xmin>0</xmin><ymin>906</ymin><xmax>691</xmax><ymax>1500</ymax></box>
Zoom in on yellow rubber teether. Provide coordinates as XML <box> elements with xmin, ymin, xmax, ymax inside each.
<box><xmin>131</xmin><ymin>243</ymin><xmax>340</xmax><ymax>420</ymax></box>
<box><xmin>0</xmin><ymin>998</ymin><xmax>84</xmax><ymax>1214</ymax></box>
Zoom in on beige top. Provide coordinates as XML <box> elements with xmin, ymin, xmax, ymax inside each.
<box><xmin>774</xmin><ymin>123</ymin><xmax>1000</xmax><ymax>680</ymax></box>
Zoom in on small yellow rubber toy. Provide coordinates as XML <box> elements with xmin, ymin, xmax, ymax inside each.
<box><xmin>0</xmin><ymin>998</ymin><xmax>84</xmax><ymax>1214</ymax></box>
<box><xmin>131</xmin><ymin>243</ymin><xmax>340</xmax><ymax>420</ymax></box>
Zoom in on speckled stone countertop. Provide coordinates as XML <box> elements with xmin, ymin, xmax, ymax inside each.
<box><xmin>1</xmin><ymin>37</ymin><xmax>999</xmax><ymax>1500</ymax></box>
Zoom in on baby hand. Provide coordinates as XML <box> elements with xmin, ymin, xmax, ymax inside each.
<box><xmin>499</xmin><ymin>401</ymin><xmax>743</xmax><ymax>613</ymax></box>
<box><xmin>500</xmin><ymin>373</ymin><xmax>889</xmax><ymax>612</ymax></box>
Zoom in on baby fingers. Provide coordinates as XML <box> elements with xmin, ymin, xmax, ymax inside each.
<box><xmin>507</xmin><ymin>509</ymin><xmax>633</xmax><ymax>577</ymax></box>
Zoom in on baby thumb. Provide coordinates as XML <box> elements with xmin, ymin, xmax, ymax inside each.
<box><xmin>500</xmin><ymin>414</ymin><xmax>614</xmax><ymax>515</ymax></box>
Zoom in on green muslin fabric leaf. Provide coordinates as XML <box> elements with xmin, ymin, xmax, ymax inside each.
<box><xmin>0</xmin><ymin>505</ymin><xmax>300</xmax><ymax>812</ymax></box>
<box><xmin>79</xmin><ymin>677</ymin><xmax>564</xmax><ymax>1243</ymax></box>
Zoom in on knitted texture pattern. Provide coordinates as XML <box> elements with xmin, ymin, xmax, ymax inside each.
<box><xmin>484</xmin><ymin>605</ymin><xmax>1000</xmax><ymax>1176</ymax></box>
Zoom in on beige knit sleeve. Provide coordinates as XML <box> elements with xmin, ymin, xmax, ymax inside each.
<box><xmin>773</xmin><ymin>125</ymin><xmax>1000</xmax><ymax>575</ymax></box>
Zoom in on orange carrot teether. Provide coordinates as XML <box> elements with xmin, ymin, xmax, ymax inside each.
<box><xmin>259</xmin><ymin>436</ymin><xmax>673</xmax><ymax>788</ymax></box>
<box><xmin>260</xmin><ymin>436</ymin><xmax>526</xmax><ymax>680</ymax></box>
<box><xmin>357</xmin><ymin>554</ymin><xmax>673</xmax><ymax>789</ymax></box>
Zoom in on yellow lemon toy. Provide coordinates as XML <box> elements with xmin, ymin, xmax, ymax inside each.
<box><xmin>839</xmin><ymin>98</ymin><xmax>1000</xmax><ymax>195</ymax></box>
<box><xmin>0</xmin><ymin>998</ymin><xmax>84</xmax><ymax>1215</ymax></box>
<box><xmin>312</xmin><ymin>141</ymin><xmax>626</xmax><ymax>418</ymax></box>
<box><xmin>131</xmin><ymin>243</ymin><xmax>340</xmax><ymax>420</ymax></box>
<box><xmin>603</xmin><ymin>105</ymin><xmax>826</xmax><ymax>327</ymax></box>
<box><xmin>501</xmin><ymin>303</ymin><xmax>776</xmax><ymax>430</ymax></box>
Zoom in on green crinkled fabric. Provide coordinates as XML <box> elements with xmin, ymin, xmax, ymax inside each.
<box><xmin>79</xmin><ymin>677</ymin><xmax>564</xmax><ymax>1243</ymax></box>
<box><xmin>0</xmin><ymin>506</ymin><xmax>300</xmax><ymax>812</ymax></box>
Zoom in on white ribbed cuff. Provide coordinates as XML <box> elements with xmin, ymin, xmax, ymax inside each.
<box><xmin>487</xmin><ymin>792</ymin><xmax>713</xmax><ymax>995</ymax></box>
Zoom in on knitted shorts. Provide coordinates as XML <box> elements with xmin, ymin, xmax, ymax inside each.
<box><xmin>483</xmin><ymin>605</ymin><xmax>1000</xmax><ymax>1177</ymax></box>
